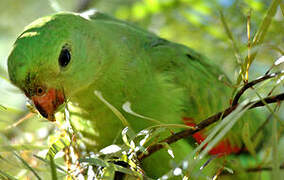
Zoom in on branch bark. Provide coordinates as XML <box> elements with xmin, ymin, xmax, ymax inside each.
<box><xmin>232</xmin><ymin>71</ymin><xmax>283</xmax><ymax>106</ymax></box>
<box><xmin>138</xmin><ymin>92</ymin><xmax>284</xmax><ymax>160</ymax></box>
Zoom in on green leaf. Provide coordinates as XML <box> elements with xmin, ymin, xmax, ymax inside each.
<box><xmin>122</xmin><ymin>101</ymin><xmax>162</xmax><ymax>125</ymax></box>
<box><xmin>271</xmin><ymin>109</ymin><xmax>280</xmax><ymax>180</ymax></box>
<box><xmin>33</xmin><ymin>155</ymin><xmax>67</xmax><ymax>174</ymax></box>
<box><xmin>49</xmin><ymin>156</ymin><xmax>58</xmax><ymax>180</ymax></box>
<box><xmin>196</xmin><ymin>101</ymin><xmax>252</xmax><ymax>159</ymax></box>
<box><xmin>13</xmin><ymin>151</ymin><xmax>41</xmax><ymax>180</ymax></box>
<box><xmin>137</xmin><ymin>127</ymin><xmax>167</xmax><ymax>147</ymax></box>
<box><xmin>0</xmin><ymin>170</ymin><xmax>17</xmax><ymax>180</ymax></box>
<box><xmin>80</xmin><ymin>157</ymin><xmax>142</xmax><ymax>178</ymax></box>
<box><xmin>0</xmin><ymin>104</ymin><xmax>7</xmax><ymax>111</ymax></box>
<box><xmin>79</xmin><ymin>157</ymin><xmax>108</xmax><ymax>167</ymax></box>
<box><xmin>242</xmin><ymin>0</ymin><xmax>281</xmax><ymax>81</ymax></box>
<box><xmin>219</xmin><ymin>10</ymin><xmax>242</xmax><ymax>65</ymax></box>
<box><xmin>46</xmin><ymin>132</ymin><xmax>70</xmax><ymax>159</ymax></box>
<box><xmin>121</xmin><ymin>127</ymin><xmax>136</xmax><ymax>149</ymax></box>
<box><xmin>252</xmin><ymin>90</ymin><xmax>281</xmax><ymax>179</ymax></box>
<box><xmin>242</xmin><ymin>122</ymin><xmax>256</xmax><ymax>156</ymax></box>
<box><xmin>94</xmin><ymin>90</ymin><xmax>131</xmax><ymax>128</ymax></box>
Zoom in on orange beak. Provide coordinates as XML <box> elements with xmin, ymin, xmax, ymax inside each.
<box><xmin>31</xmin><ymin>88</ymin><xmax>65</xmax><ymax>121</ymax></box>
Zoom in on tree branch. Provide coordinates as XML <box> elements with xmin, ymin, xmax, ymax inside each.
<box><xmin>138</xmin><ymin>92</ymin><xmax>284</xmax><ymax>160</ymax></box>
<box><xmin>232</xmin><ymin>71</ymin><xmax>283</xmax><ymax>106</ymax></box>
<box><xmin>246</xmin><ymin>164</ymin><xmax>284</xmax><ymax>172</ymax></box>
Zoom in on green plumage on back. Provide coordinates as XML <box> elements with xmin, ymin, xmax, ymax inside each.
<box><xmin>7</xmin><ymin>11</ymin><xmax>263</xmax><ymax>178</ymax></box>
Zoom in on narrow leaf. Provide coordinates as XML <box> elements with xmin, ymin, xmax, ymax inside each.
<box><xmin>13</xmin><ymin>152</ymin><xmax>41</xmax><ymax>180</ymax></box>
<box><xmin>46</xmin><ymin>133</ymin><xmax>70</xmax><ymax>159</ymax></box>
<box><xmin>271</xmin><ymin>109</ymin><xmax>280</xmax><ymax>179</ymax></box>
<box><xmin>94</xmin><ymin>90</ymin><xmax>131</xmax><ymax>128</ymax></box>
<box><xmin>0</xmin><ymin>170</ymin><xmax>17</xmax><ymax>180</ymax></box>
<box><xmin>49</xmin><ymin>156</ymin><xmax>58</xmax><ymax>180</ymax></box>
<box><xmin>219</xmin><ymin>10</ymin><xmax>242</xmax><ymax>65</ymax></box>
<box><xmin>122</xmin><ymin>101</ymin><xmax>161</xmax><ymax>124</ymax></box>
<box><xmin>79</xmin><ymin>157</ymin><xmax>108</xmax><ymax>167</ymax></box>
<box><xmin>0</xmin><ymin>104</ymin><xmax>7</xmax><ymax>111</ymax></box>
<box><xmin>242</xmin><ymin>122</ymin><xmax>256</xmax><ymax>156</ymax></box>
<box><xmin>243</xmin><ymin>0</ymin><xmax>281</xmax><ymax>78</ymax></box>
<box><xmin>33</xmin><ymin>155</ymin><xmax>67</xmax><ymax>174</ymax></box>
<box><xmin>197</xmin><ymin>101</ymin><xmax>251</xmax><ymax>159</ymax></box>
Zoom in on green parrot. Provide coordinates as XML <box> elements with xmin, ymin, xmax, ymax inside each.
<box><xmin>7</xmin><ymin>11</ymin><xmax>263</xmax><ymax>178</ymax></box>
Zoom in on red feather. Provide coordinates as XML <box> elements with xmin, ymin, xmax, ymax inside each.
<box><xmin>183</xmin><ymin>117</ymin><xmax>240</xmax><ymax>156</ymax></box>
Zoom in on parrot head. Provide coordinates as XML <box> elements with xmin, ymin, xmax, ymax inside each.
<box><xmin>7</xmin><ymin>13</ymin><xmax>102</xmax><ymax>121</ymax></box>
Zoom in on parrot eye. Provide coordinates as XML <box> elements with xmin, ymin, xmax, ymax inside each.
<box><xmin>36</xmin><ymin>87</ymin><xmax>45</xmax><ymax>96</ymax></box>
<box><xmin>58</xmin><ymin>46</ymin><xmax>71</xmax><ymax>67</ymax></box>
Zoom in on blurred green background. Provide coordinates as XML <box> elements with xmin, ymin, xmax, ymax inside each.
<box><xmin>0</xmin><ymin>0</ymin><xmax>283</xmax><ymax>179</ymax></box>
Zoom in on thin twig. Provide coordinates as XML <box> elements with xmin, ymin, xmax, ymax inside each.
<box><xmin>6</xmin><ymin>113</ymin><xmax>35</xmax><ymax>130</ymax></box>
<box><xmin>232</xmin><ymin>71</ymin><xmax>283</xmax><ymax>106</ymax></box>
<box><xmin>138</xmin><ymin>93</ymin><xmax>284</xmax><ymax>160</ymax></box>
<box><xmin>247</xmin><ymin>165</ymin><xmax>284</xmax><ymax>172</ymax></box>
<box><xmin>249</xmin><ymin>93</ymin><xmax>284</xmax><ymax>108</ymax></box>
<box><xmin>238</xmin><ymin>0</ymin><xmax>281</xmax><ymax>83</ymax></box>
<box><xmin>221</xmin><ymin>164</ymin><xmax>284</xmax><ymax>175</ymax></box>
